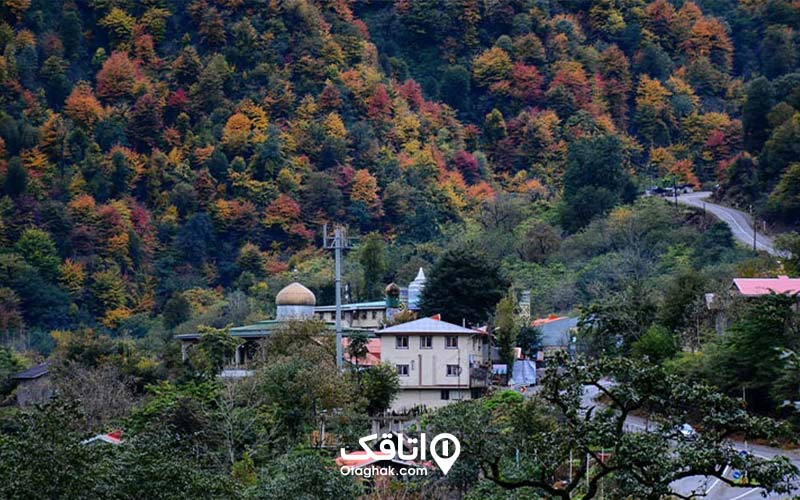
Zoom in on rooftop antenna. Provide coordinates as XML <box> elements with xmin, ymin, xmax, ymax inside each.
<box><xmin>323</xmin><ymin>224</ymin><xmax>354</xmax><ymax>370</ymax></box>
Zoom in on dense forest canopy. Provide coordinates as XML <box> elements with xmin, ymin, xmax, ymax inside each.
<box><xmin>0</xmin><ymin>1</ymin><xmax>798</xmax><ymax>498</ymax></box>
<box><xmin>0</xmin><ymin>0</ymin><xmax>796</xmax><ymax>348</ymax></box>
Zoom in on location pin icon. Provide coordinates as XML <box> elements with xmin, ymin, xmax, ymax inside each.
<box><xmin>429</xmin><ymin>433</ymin><xmax>460</xmax><ymax>475</ymax></box>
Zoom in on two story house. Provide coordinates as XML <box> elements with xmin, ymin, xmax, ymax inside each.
<box><xmin>377</xmin><ymin>317</ymin><xmax>490</xmax><ymax>412</ymax></box>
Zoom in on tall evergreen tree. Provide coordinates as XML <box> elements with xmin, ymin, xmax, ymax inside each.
<box><xmin>420</xmin><ymin>246</ymin><xmax>508</xmax><ymax>326</ymax></box>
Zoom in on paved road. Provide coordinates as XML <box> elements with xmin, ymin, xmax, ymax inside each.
<box><xmin>675</xmin><ymin>192</ymin><xmax>785</xmax><ymax>256</ymax></box>
<box><xmin>581</xmin><ymin>384</ymin><xmax>800</xmax><ymax>499</ymax></box>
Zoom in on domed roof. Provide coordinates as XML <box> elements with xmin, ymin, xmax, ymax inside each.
<box><xmin>275</xmin><ymin>282</ymin><xmax>316</xmax><ymax>306</ymax></box>
<box><xmin>385</xmin><ymin>282</ymin><xmax>400</xmax><ymax>296</ymax></box>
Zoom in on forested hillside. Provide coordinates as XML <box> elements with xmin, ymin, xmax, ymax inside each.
<box><xmin>0</xmin><ymin>0</ymin><xmax>796</xmax><ymax>349</ymax></box>
<box><xmin>357</xmin><ymin>0</ymin><xmax>800</xmax><ymax>222</ymax></box>
<box><xmin>0</xmin><ymin>1</ymin><xmax>799</xmax><ymax>497</ymax></box>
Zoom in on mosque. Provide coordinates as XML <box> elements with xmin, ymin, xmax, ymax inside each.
<box><xmin>175</xmin><ymin>269</ymin><xmax>428</xmax><ymax>372</ymax></box>
<box><xmin>176</xmin><ymin>267</ymin><xmax>492</xmax><ymax>411</ymax></box>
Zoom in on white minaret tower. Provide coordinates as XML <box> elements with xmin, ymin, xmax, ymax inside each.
<box><xmin>407</xmin><ymin>267</ymin><xmax>426</xmax><ymax>310</ymax></box>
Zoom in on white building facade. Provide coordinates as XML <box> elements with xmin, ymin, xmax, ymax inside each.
<box><xmin>377</xmin><ymin>317</ymin><xmax>490</xmax><ymax>412</ymax></box>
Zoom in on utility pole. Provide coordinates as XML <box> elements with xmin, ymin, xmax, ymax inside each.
<box><xmin>323</xmin><ymin>224</ymin><xmax>353</xmax><ymax>370</ymax></box>
<box><xmin>673</xmin><ymin>179</ymin><xmax>678</xmax><ymax>207</ymax></box>
<box><xmin>749</xmin><ymin>205</ymin><xmax>757</xmax><ymax>252</ymax></box>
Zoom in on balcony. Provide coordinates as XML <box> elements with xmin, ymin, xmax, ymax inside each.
<box><xmin>470</xmin><ymin>366</ymin><xmax>490</xmax><ymax>387</ymax></box>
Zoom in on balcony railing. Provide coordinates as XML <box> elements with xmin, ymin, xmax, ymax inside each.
<box><xmin>470</xmin><ymin>366</ymin><xmax>490</xmax><ymax>387</ymax></box>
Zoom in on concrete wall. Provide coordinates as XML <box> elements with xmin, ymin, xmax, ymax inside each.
<box><xmin>391</xmin><ymin>388</ymin><xmax>471</xmax><ymax>412</ymax></box>
<box><xmin>315</xmin><ymin>308</ymin><xmax>385</xmax><ymax>329</ymax></box>
<box><xmin>382</xmin><ymin>333</ymin><xmax>485</xmax><ymax>412</ymax></box>
<box><xmin>383</xmin><ymin>333</ymin><xmax>483</xmax><ymax>388</ymax></box>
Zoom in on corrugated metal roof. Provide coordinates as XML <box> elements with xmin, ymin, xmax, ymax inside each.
<box><xmin>535</xmin><ymin>316</ymin><xmax>579</xmax><ymax>347</ymax></box>
<box><xmin>733</xmin><ymin>276</ymin><xmax>800</xmax><ymax>296</ymax></box>
<box><xmin>378</xmin><ymin>317</ymin><xmax>478</xmax><ymax>335</ymax></box>
<box><xmin>13</xmin><ymin>362</ymin><xmax>49</xmax><ymax>380</ymax></box>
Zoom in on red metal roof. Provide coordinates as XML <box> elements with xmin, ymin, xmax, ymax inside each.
<box><xmin>342</xmin><ymin>338</ymin><xmax>381</xmax><ymax>366</ymax></box>
<box><xmin>82</xmin><ymin>429</ymin><xmax>123</xmax><ymax>445</ymax></box>
<box><xmin>335</xmin><ymin>450</ymin><xmax>399</xmax><ymax>468</ymax></box>
<box><xmin>732</xmin><ymin>276</ymin><xmax>800</xmax><ymax>296</ymax></box>
<box><xmin>532</xmin><ymin>314</ymin><xmax>567</xmax><ymax>326</ymax></box>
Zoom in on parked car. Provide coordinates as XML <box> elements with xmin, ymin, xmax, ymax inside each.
<box><xmin>679</xmin><ymin>423</ymin><xmax>697</xmax><ymax>438</ymax></box>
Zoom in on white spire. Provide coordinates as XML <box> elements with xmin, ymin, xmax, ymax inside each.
<box><xmin>408</xmin><ymin>267</ymin><xmax>427</xmax><ymax>310</ymax></box>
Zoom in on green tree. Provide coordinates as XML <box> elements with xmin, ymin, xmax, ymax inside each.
<box><xmin>767</xmin><ymin>162</ymin><xmax>800</xmax><ymax>222</ymax></box>
<box><xmin>760</xmin><ymin>113</ymin><xmax>800</xmax><ymax>185</ymax></box>
<box><xmin>346</xmin><ymin>331</ymin><xmax>369</xmax><ymax>372</ymax></box>
<box><xmin>3</xmin><ymin>157</ymin><xmax>27</xmax><ymax>198</ymax></box>
<box><xmin>483</xmin><ymin>108</ymin><xmax>507</xmax><ymax>145</ymax></box>
<box><xmin>773</xmin><ymin>349</ymin><xmax>800</xmax><ymax>407</ymax></box>
<box><xmin>163</xmin><ymin>293</ymin><xmax>191</xmax><ymax>329</ymax></box>
<box><xmin>743</xmin><ymin>77</ymin><xmax>773</xmax><ymax>153</ymax></box>
<box><xmin>361</xmin><ymin>362</ymin><xmax>400</xmax><ymax>415</ymax></box>
<box><xmin>197</xmin><ymin>325</ymin><xmax>240</xmax><ymax>375</ymax></box>
<box><xmin>559</xmin><ymin>135</ymin><xmax>635</xmax><ymax>232</ymax></box>
<box><xmin>420</xmin><ymin>246</ymin><xmax>508</xmax><ymax>326</ymax></box>
<box><xmin>111</xmin><ymin>430</ymin><xmax>239</xmax><ymax>498</ymax></box>
<box><xmin>579</xmin><ymin>282</ymin><xmax>657</xmax><ymax>356</ymax></box>
<box><xmin>658</xmin><ymin>269</ymin><xmax>707</xmax><ymax>332</ymax></box>
<box><xmin>0</xmin><ymin>400</ymin><xmax>238</xmax><ymax>499</ymax></box>
<box><xmin>427</xmin><ymin>354</ymin><xmax>799</xmax><ymax>499</ymax></box>
<box><xmin>708</xmin><ymin>294</ymin><xmax>799</xmax><ymax>412</ymax></box>
<box><xmin>440</xmin><ymin>65</ymin><xmax>471</xmax><ymax>110</ymax></box>
<box><xmin>15</xmin><ymin>228</ymin><xmax>60</xmax><ymax>281</ymax></box>
<box><xmin>495</xmin><ymin>290</ymin><xmax>520</xmax><ymax>383</ymax></box>
<box><xmin>257</xmin><ymin>322</ymin><xmax>358</xmax><ymax>447</ymax></box>
<box><xmin>631</xmin><ymin>325</ymin><xmax>678</xmax><ymax>364</ymax></box>
<box><xmin>248</xmin><ymin>449</ymin><xmax>362</xmax><ymax>499</ymax></box>
<box><xmin>0</xmin><ymin>401</ymin><xmax>108</xmax><ymax>499</ymax></box>
<box><xmin>89</xmin><ymin>266</ymin><xmax>126</xmax><ymax>316</ymax></box>
<box><xmin>0</xmin><ymin>345</ymin><xmax>25</xmax><ymax>395</ymax></box>
<box><xmin>357</xmin><ymin>233</ymin><xmax>387</xmax><ymax>300</ymax></box>
<box><xmin>775</xmin><ymin>232</ymin><xmax>800</xmax><ymax>275</ymax></box>
<box><xmin>236</xmin><ymin>243</ymin><xmax>266</xmax><ymax>278</ymax></box>
<box><xmin>761</xmin><ymin>26</ymin><xmax>797</xmax><ymax>79</ymax></box>
<box><xmin>516</xmin><ymin>326</ymin><xmax>542</xmax><ymax>359</ymax></box>
<box><xmin>693</xmin><ymin>221</ymin><xmax>736</xmax><ymax>266</ymax></box>
<box><xmin>190</xmin><ymin>54</ymin><xmax>230</xmax><ymax>113</ymax></box>
<box><xmin>514</xmin><ymin>219</ymin><xmax>560</xmax><ymax>263</ymax></box>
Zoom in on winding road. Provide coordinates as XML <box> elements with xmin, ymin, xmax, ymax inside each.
<box><xmin>675</xmin><ymin>191</ymin><xmax>785</xmax><ymax>257</ymax></box>
<box><xmin>581</xmin><ymin>384</ymin><xmax>800</xmax><ymax>499</ymax></box>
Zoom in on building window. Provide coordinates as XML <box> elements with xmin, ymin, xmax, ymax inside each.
<box><xmin>446</xmin><ymin>364</ymin><xmax>461</xmax><ymax>377</ymax></box>
<box><xmin>396</xmin><ymin>336</ymin><xmax>409</xmax><ymax>349</ymax></box>
<box><xmin>440</xmin><ymin>389</ymin><xmax>450</xmax><ymax>400</ymax></box>
<box><xmin>420</xmin><ymin>336</ymin><xmax>433</xmax><ymax>349</ymax></box>
<box><xmin>445</xmin><ymin>336</ymin><xmax>458</xmax><ymax>348</ymax></box>
<box><xmin>396</xmin><ymin>364</ymin><xmax>409</xmax><ymax>376</ymax></box>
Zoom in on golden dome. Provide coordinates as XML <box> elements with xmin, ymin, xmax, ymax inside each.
<box><xmin>275</xmin><ymin>282</ymin><xmax>316</xmax><ymax>306</ymax></box>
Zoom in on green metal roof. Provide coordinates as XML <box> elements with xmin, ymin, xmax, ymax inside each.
<box><xmin>175</xmin><ymin>320</ymin><xmax>373</xmax><ymax>341</ymax></box>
